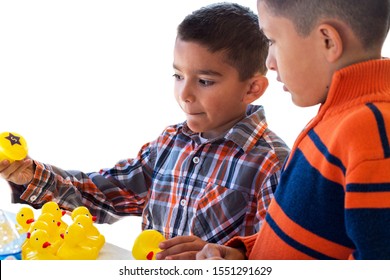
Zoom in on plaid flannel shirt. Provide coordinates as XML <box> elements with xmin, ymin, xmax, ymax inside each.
<box><xmin>10</xmin><ymin>105</ymin><xmax>289</xmax><ymax>244</ymax></box>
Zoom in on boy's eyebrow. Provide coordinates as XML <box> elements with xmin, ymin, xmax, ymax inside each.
<box><xmin>173</xmin><ymin>64</ymin><xmax>223</xmax><ymax>77</ymax></box>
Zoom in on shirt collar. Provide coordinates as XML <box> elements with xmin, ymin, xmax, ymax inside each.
<box><xmin>182</xmin><ymin>104</ymin><xmax>268</xmax><ymax>152</ymax></box>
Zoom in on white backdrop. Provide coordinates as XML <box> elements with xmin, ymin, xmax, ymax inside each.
<box><xmin>1</xmin><ymin>0</ymin><xmax>389</xmax><ymax>206</ymax></box>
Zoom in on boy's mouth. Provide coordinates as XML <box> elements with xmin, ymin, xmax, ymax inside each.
<box><xmin>277</xmin><ymin>76</ymin><xmax>289</xmax><ymax>92</ymax></box>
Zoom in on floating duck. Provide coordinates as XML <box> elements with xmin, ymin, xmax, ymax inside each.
<box><xmin>71</xmin><ymin>206</ymin><xmax>97</xmax><ymax>222</ymax></box>
<box><xmin>132</xmin><ymin>230</ymin><xmax>166</xmax><ymax>260</ymax></box>
<box><xmin>0</xmin><ymin>131</ymin><xmax>28</xmax><ymax>163</ymax></box>
<box><xmin>24</xmin><ymin>229</ymin><xmax>59</xmax><ymax>260</ymax></box>
<box><xmin>41</xmin><ymin>201</ymin><xmax>68</xmax><ymax>234</ymax></box>
<box><xmin>57</xmin><ymin>223</ymin><xmax>99</xmax><ymax>260</ymax></box>
<box><xmin>73</xmin><ymin>215</ymin><xmax>105</xmax><ymax>251</ymax></box>
<box><xmin>15</xmin><ymin>207</ymin><xmax>35</xmax><ymax>233</ymax></box>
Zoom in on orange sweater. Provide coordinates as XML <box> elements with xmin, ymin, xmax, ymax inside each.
<box><xmin>227</xmin><ymin>59</ymin><xmax>390</xmax><ymax>259</ymax></box>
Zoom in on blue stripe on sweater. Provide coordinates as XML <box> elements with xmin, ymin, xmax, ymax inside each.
<box><xmin>266</xmin><ymin>214</ymin><xmax>335</xmax><ymax>259</ymax></box>
<box><xmin>347</xmin><ymin>183</ymin><xmax>390</xmax><ymax>192</ymax></box>
<box><xmin>308</xmin><ymin>130</ymin><xmax>346</xmax><ymax>174</ymax></box>
<box><xmin>346</xmin><ymin>209</ymin><xmax>390</xmax><ymax>259</ymax></box>
<box><xmin>366</xmin><ymin>103</ymin><xmax>390</xmax><ymax>158</ymax></box>
<box><xmin>274</xmin><ymin>149</ymin><xmax>354</xmax><ymax>248</ymax></box>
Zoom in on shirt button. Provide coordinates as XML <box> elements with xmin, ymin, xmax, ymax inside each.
<box><xmin>30</xmin><ymin>195</ymin><xmax>37</xmax><ymax>202</ymax></box>
<box><xmin>193</xmin><ymin>157</ymin><xmax>200</xmax><ymax>164</ymax></box>
<box><xmin>180</xmin><ymin>199</ymin><xmax>187</xmax><ymax>207</ymax></box>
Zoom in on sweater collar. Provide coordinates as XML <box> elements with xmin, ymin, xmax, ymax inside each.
<box><xmin>319</xmin><ymin>58</ymin><xmax>390</xmax><ymax>115</ymax></box>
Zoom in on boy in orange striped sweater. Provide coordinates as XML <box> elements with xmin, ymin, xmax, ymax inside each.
<box><xmin>197</xmin><ymin>0</ymin><xmax>390</xmax><ymax>259</ymax></box>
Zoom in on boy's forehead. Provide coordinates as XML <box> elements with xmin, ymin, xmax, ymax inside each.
<box><xmin>174</xmin><ymin>39</ymin><xmax>226</xmax><ymax>65</ymax></box>
<box><xmin>173</xmin><ymin>39</ymin><xmax>238</xmax><ymax>77</ymax></box>
<box><xmin>257</xmin><ymin>1</ymin><xmax>269</xmax><ymax>30</ymax></box>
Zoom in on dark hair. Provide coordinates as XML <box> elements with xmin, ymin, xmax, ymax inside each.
<box><xmin>259</xmin><ymin>0</ymin><xmax>390</xmax><ymax>50</ymax></box>
<box><xmin>177</xmin><ymin>2</ymin><xmax>269</xmax><ymax>80</ymax></box>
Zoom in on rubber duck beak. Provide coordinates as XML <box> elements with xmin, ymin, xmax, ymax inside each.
<box><xmin>146</xmin><ymin>251</ymin><xmax>154</xmax><ymax>260</ymax></box>
<box><xmin>60</xmin><ymin>233</ymin><xmax>64</xmax><ymax>239</ymax></box>
<box><xmin>27</xmin><ymin>232</ymin><xmax>31</xmax><ymax>239</ymax></box>
<box><xmin>42</xmin><ymin>242</ymin><xmax>51</xmax><ymax>248</ymax></box>
<box><xmin>57</xmin><ymin>221</ymin><xmax>61</xmax><ymax>227</ymax></box>
<box><xmin>92</xmin><ymin>216</ymin><xmax>97</xmax><ymax>222</ymax></box>
<box><xmin>62</xmin><ymin>210</ymin><xmax>66</xmax><ymax>216</ymax></box>
<box><xmin>26</xmin><ymin>219</ymin><xmax>35</xmax><ymax>224</ymax></box>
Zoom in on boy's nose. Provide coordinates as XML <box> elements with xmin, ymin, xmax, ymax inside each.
<box><xmin>179</xmin><ymin>83</ymin><xmax>195</xmax><ymax>103</ymax></box>
<box><xmin>266</xmin><ymin>52</ymin><xmax>276</xmax><ymax>71</ymax></box>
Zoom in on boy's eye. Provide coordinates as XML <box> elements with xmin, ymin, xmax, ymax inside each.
<box><xmin>172</xmin><ymin>73</ymin><xmax>183</xmax><ymax>80</ymax></box>
<box><xmin>267</xmin><ymin>39</ymin><xmax>274</xmax><ymax>46</ymax></box>
<box><xmin>199</xmin><ymin>79</ymin><xmax>214</xmax><ymax>86</ymax></box>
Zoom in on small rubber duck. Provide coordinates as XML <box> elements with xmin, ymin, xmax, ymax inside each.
<box><xmin>22</xmin><ymin>220</ymin><xmax>51</xmax><ymax>259</ymax></box>
<box><xmin>132</xmin><ymin>229</ymin><xmax>166</xmax><ymax>260</ymax></box>
<box><xmin>24</xmin><ymin>229</ymin><xmax>59</xmax><ymax>260</ymax></box>
<box><xmin>15</xmin><ymin>206</ymin><xmax>35</xmax><ymax>233</ymax></box>
<box><xmin>36</xmin><ymin>213</ymin><xmax>64</xmax><ymax>253</ymax></box>
<box><xmin>71</xmin><ymin>206</ymin><xmax>97</xmax><ymax>222</ymax></box>
<box><xmin>41</xmin><ymin>201</ymin><xmax>68</xmax><ymax>234</ymax></box>
<box><xmin>73</xmin><ymin>215</ymin><xmax>105</xmax><ymax>251</ymax></box>
<box><xmin>57</xmin><ymin>223</ymin><xmax>99</xmax><ymax>260</ymax></box>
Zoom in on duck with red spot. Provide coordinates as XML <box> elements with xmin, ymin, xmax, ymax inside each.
<box><xmin>132</xmin><ymin>230</ymin><xmax>166</xmax><ymax>260</ymax></box>
<box><xmin>71</xmin><ymin>206</ymin><xmax>97</xmax><ymax>222</ymax></box>
<box><xmin>36</xmin><ymin>213</ymin><xmax>64</xmax><ymax>253</ymax></box>
<box><xmin>22</xmin><ymin>220</ymin><xmax>51</xmax><ymax>259</ymax></box>
<box><xmin>73</xmin><ymin>214</ymin><xmax>105</xmax><ymax>251</ymax></box>
<box><xmin>41</xmin><ymin>201</ymin><xmax>68</xmax><ymax>234</ymax></box>
<box><xmin>24</xmin><ymin>229</ymin><xmax>59</xmax><ymax>260</ymax></box>
<box><xmin>57</xmin><ymin>223</ymin><xmax>99</xmax><ymax>260</ymax></box>
<box><xmin>15</xmin><ymin>206</ymin><xmax>35</xmax><ymax>234</ymax></box>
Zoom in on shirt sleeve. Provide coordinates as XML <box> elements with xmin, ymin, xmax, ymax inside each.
<box><xmin>9</xmin><ymin>141</ymin><xmax>156</xmax><ymax>224</ymax></box>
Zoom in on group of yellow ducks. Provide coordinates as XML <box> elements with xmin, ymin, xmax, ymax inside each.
<box><xmin>15</xmin><ymin>202</ymin><xmax>105</xmax><ymax>260</ymax></box>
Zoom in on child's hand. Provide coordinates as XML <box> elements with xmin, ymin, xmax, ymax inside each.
<box><xmin>0</xmin><ymin>158</ymin><xmax>35</xmax><ymax>185</ymax></box>
<box><xmin>155</xmin><ymin>235</ymin><xmax>207</xmax><ymax>260</ymax></box>
<box><xmin>196</xmin><ymin>243</ymin><xmax>246</xmax><ymax>260</ymax></box>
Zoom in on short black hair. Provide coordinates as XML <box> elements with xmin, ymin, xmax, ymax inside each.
<box><xmin>177</xmin><ymin>2</ymin><xmax>269</xmax><ymax>80</ymax></box>
<box><xmin>259</xmin><ymin>0</ymin><xmax>390</xmax><ymax>50</ymax></box>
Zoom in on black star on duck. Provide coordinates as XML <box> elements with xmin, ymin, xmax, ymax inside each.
<box><xmin>5</xmin><ymin>133</ymin><xmax>22</xmax><ymax>146</ymax></box>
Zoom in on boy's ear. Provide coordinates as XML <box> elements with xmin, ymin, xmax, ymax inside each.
<box><xmin>243</xmin><ymin>74</ymin><xmax>268</xmax><ymax>104</ymax></box>
<box><xmin>317</xmin><ymin>23</ymin><xmax>343</xmax><ymax>62</ymax></box>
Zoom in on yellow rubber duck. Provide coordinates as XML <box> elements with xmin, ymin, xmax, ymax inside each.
<box><xmin>57</xmin><ymin>223</ymin><xmax>99</xmax><ymax>260</ymax></box>
<box><xmin>73</xmin><ymin>215</ymin><xmax>105</xmax><ymax>251</ymax></box>
<box><xmin>132</xmin><ymin>229</ymin><xmax>166</xmax><ymax>260</ymax></box>
<box><xmin>24</xmin><ymin>229</ymin><xmax>59</xmax><ymax>260</ymax></box>
<box><xmin>15</xmin><ymin>206</ymin><xmax>35</xmax><ymax>233</ymax></box>
<box><xmin>41</xmin><ymin>201</ymin><xmax>68</xmax><ymax>234</ymax></box>
<box><xmin>22</xmin><ymin>220</ymin><xmax>51</xmax><ymax>259</ymax></box>
<box><xmin>36</xmin><ymin>213</ymin><xmax>64</xmax><ymax>254</ymax></box>
<box><xmin>0</xmin><ymin>132</ymin><xmax>28</xmax><ymax>163</ymax></box>
<box><xmin>71</xmin><ymin>206</ymin><xmax>97</xmax><ymax>222</ymax></box>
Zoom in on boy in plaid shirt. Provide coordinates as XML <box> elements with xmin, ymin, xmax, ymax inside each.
<box><xmin>1</xmin><ymin>3</ymin><xmax>289</xmax><ymax>259</ymax></box>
